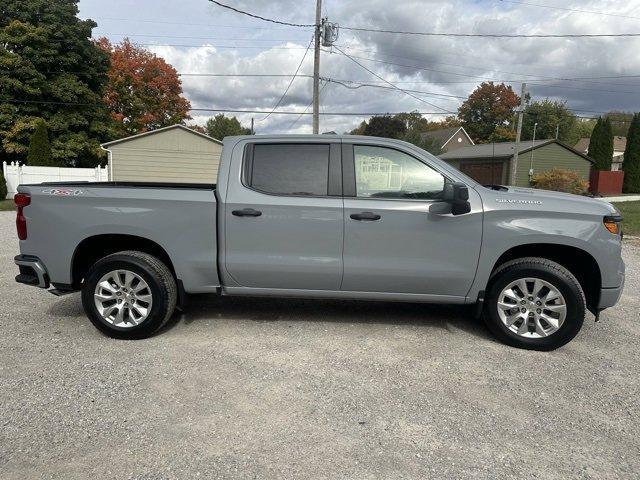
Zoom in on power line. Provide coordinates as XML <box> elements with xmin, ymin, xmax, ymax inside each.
<box><xmin>259</xmin><ymin>35</ymin><xmax>314</xmax><ymax>121</ymax></box>
<box><xmin>321</xmin><ymin>77</ymin><xmax>465</xmax><ymax>100</ymax></box>
<box><xmin>340</xmin><ymin>25</ymin><xmax>640</xmax><ymax>38</ymax></box>
<box><xmin>89</xmin><ymin>17</ymin><xmax>304</xmax><ymax>31</ymax></box>
<box><xmin>207</xmin><ymin>0</ymin><xmax>316</xmax><ymax>28</ymax></box>
<box><xmin>332</xmin><ymin>46</ymin><xmax>453</xmax><ymax>113</ymax></box>
<box><xmin>130</xmin><ymin>44</ymin><xmax>310</xmax><ymax>50</ymax></box>
<box><xmin>1</xmin><ymin>99</ymin><xmax>452</xmax><ymax>116</ymax></box>
<box><xmin>93</xmin><ymin>33</ymin><xmax>306</xmax><ymax>42</ymax></box>
<box><xmin>2</xmin><ymin>99</ymin><xmax>623</xmax><ymax>121</ymax></box>
<box><xmin>289</xmin><ymin>80</ymin><xmax>328</xmax><ymax>129</ymax></box>
<box><xmin>334</xmin><ymin>44</ymin><xmax>640</xmax><ymax>87</ymax></box>
<box><xmin>324</xmin><ymin>49</ymin><xmax>640</xmax><ymax>94</ymax></box>
<box><xmin>498</xmin><ymin>0</ymin><xmax>640</xmax><ymax>21</ymax></box>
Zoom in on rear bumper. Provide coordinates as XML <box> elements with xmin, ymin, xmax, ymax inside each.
<box><xmin>15</xmin><ymin>255</ymin><xmax>50</xmax><ymax>289</ymax></box>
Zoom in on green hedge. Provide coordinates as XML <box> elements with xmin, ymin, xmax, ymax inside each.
<box><xmin>0</xmin><ymin>169</ymin><xmax>7</xmax><ymax>200</ymax></box>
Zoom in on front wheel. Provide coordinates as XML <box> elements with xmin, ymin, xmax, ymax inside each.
<box><xmin>484</xmin><ymin>257</ymin><xmax>586</xmax><ymax>351</ymax></box>
<box><xmin>81</xmin><ymin>251</ymin><xmax>177</xmax><ymax>339</ymax></box>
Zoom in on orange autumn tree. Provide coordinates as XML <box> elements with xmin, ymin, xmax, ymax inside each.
<box><xmin>97</xmin><ymin>38</ymin><xmax>191</xmax><ymax>136</ymax></box>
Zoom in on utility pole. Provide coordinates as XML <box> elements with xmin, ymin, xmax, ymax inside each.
<box><xmin>250</xmin><ymin>117</ymin><xmax>254</xmax><ymax>135</ymax></box>
<box><xmin>312</xmin><ymin>0</ymin><xmax>322</xmax><ymax>134</ymax></box>
<box><xmin>509</xmin><ymin>82</ymin><xmax>527</xmax><ymax>185</ymax></box>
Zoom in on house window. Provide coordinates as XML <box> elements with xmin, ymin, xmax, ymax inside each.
<box><xmin>353</xmin><ymin>145</ymin><xmax>444</xmax><ymax>199</ymax></box>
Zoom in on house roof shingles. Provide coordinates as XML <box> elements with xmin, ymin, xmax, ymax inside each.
<box><xmin>439</xmin><ymin>138</ymin><xmax>595</xmax><ymax>164</ymax></box>
<box><xmin>420</xmin><ymin>127</ymin><xmax>463</xmax><ymax>148</ymax></box>
<box><xmin>574</xmin><ymin>136</ymin><xmax>627</xmax><ymax>155</ymax></box>
<box><xmin>439</xmin><ymin>139</ymin><xmax>550</xmax><ymax>160</ymax></box>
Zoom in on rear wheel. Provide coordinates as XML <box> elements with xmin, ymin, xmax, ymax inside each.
<box><xmin>81</xmin><ymin>251</ymin><xmax>177</xmax><ymax>339</ymax></box>
<box><xmin>484</xmin><ymin>257</ymin><xmax>586</xmax><ymax>351</ymax></box>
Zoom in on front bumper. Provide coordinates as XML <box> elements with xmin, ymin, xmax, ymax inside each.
<box><xmin>598</xmin><ymin>261</ymin><xmax>625</xmax><ymax>310</ymax></box>
<box><xmin>15</xmin><ymin>255</ymin><xmax>50</xmax><ymax>289</ymax></box>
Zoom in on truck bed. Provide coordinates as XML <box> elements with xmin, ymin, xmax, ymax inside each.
<box><xmin>16</xmin><ymin>182</ymin><xmax>220</xmax><ymax>293</ymax></box>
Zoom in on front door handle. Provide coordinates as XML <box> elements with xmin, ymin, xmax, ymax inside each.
<box><xmin>232</xmin><ymin>208</ymin><xmax>262</xmax><ymax>217</ymax></box>
<box><xmin>350</xmin><ymin>211</ymin><xmax>381</xmax><ymax>221</ymax></box>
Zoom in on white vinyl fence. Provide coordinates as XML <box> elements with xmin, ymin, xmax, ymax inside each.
<box><xmin>2</xmin><ymin>161</ymin><xmax>109</xmax><ymax>199</ymax></box>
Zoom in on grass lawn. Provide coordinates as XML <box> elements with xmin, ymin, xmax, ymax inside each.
<box><xmin>0</xmin><ymin>199</ymin><xmax>14</xmax><ymax>212</ymax></box>
<box><xmin>612</xmin><ymin>201</ymin><xmax>640</xmax><ymax>237</ymax></box>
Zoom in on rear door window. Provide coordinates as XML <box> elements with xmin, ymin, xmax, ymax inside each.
<box><xmin>247</xmin><ymin>144</ymin><xmax>330</xmax><ymax>196</ymax></box>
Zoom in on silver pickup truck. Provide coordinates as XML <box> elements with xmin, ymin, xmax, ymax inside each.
<box><xmin>13</xmin><ymin>135</ymin><xmax>624</xmax><ymax>350</ymax></box>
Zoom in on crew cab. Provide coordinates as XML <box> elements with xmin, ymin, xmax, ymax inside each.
<box><xmin>13</xmin><ymin>135</ymin><xmax>625</xmax><ymax>350</ymax></box>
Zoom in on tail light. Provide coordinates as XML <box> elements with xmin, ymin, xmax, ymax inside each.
<box><xmin>14</xmin><ymin>193</ymin><xmax>31</xmax><ymax>240</ymax></box>
<box><xmin>603</xmin><ymin>215</ymin><xmax>622</xmax><ymax>236</ymax></box>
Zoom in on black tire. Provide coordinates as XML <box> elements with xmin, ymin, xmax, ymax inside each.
<box><xmin>483</xmin><ymin>257</ymin><xmax>586</xmax><ymax>351</ymax></box>
<box><xmin>81</xmin><ymin>251</ymin><xmax>177</xmax><ymax>339</ymax></box>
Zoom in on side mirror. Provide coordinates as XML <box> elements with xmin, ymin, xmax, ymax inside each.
<box><xmin>442</xmin><ymin>182</ymin><xmax>471</xmax><ymax>215</ymax></box>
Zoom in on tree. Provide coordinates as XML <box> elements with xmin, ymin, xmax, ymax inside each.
<box><xmin>402</xmin><ymin>128</ymin><xmax>440</xmax><ymax>155</ymax></box>
<box><xmin>98</xmin><ymin>38</ymin><xmax>191</xmax><ymax>136</ymax></box>
<box><xmin>522</xmin><ymin>99</ymin><xmax>581</xmax><ymax>144</ymax></box>
<box><xmin>426</xmin><ymin>116</ymin><xmax>462</xmax><ymax>131</ymax></box>
<box><xmin>574</xmin><ymin>118</ymin><xmax>596</xmax><ymax>141</ymax></box>
<box><xmin>588</xmin><ymin>117</ymin><xmax>614</xmax><ymax>171</ymax></box>
<box><xmin>606</xmin><ymin>111</ymin><xmax>633</xmax><ymax>137</ymax></box>
<box><xmin>187</xmin><ymin>124</ymin><xmax>207</xmax><ymax>135</ymax></box>
<box><xmin>205</xmin><ymin>114</ymin><xmax>251</xmax><ymax>140</ymax></box>
<box><xmin>457</xmin><ymin>82</ymin><xmax>520</xmax><ymax>143</ymax></box>
<box><xmin>26</xmin><ymin>120</ymin><xmax>57</xmax><ymax>166</ymax></box>
<box><xmin>394</xmin><ymin>111</ymin><xmax>429</xmax><ymax>132</ymax></box>
<box><xmin>362</xmin><ymin>115</ymin><xmax>406</xmax><ymax>139</ymax></box>
<box><xmin>349</xmin><ymin>121</ymin><xmax>367</xmax><ymax>136</ymax></box>
<box><xmin>488</xmin><ymin>126</ymin><xmax>516</xmax><ymax>143</ymax></box>
<box><xmin>623</xmin><ymin>113</ymin><xmax>640</xmax><ymax>193</ymax></box>
<box><xmin>0</xmin><ymin>0</ymin><xmax>113</xmax><ymax>166</ymax></box>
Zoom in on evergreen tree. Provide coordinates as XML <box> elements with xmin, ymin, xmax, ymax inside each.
<box><xmin>26</xmin><ymin>120</ymin><xmax>56</xmax><ymax>166</ymax></box>
<box><xmin>623</xmin><ymin>113</ymin><xmax>640</xmax><ymax>193</ymax></box>
<box><xmin>588</xmin><ymin>118</ymin><xmax>613</xmax><ymax>171</ymax></box>
<box><xmin>0</xmin><ymin>0</ymin><xmax>114</xmax><ymax>166</ymax></box>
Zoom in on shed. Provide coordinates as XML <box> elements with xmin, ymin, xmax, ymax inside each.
<box><xmin>439</xmin><ymin>139</ymin><xmax>594</xmax><ymax>186</ymax></box>
<box><xmin>101</xmin><ymin>125</ymin><xmax>222</xmax><ymax>183</ymax></box>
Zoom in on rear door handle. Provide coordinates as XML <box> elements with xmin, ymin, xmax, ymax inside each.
<box><xmin>232</xmin><ymin>208</ymin><xmax>262</xmax><ymax>217</ymax></box>
<box><xmin>350</xmin><ymin>211</ymin><xmax>381</xmax><ymax>221</ymax></box>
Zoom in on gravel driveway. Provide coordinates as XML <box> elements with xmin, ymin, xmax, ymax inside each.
<box><xmin>1</xmin><ymin>211</ymin><xmax>639</xmax><ymax>479</ymax></box>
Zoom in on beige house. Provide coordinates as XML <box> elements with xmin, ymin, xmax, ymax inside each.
<box><xmin>102</xmin><ymin>125</ymin><xmax>222</xmax><ymax>183</ymax></box>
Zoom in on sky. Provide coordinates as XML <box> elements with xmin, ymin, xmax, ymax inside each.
<box><xmin>78</xmin><ymin>0</ymin><xmax>640</xmax><ymax>135</ymax></box>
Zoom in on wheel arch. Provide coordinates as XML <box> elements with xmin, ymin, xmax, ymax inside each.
<box><xmin>489</xmin><ymin>243</ymin><xmax>601</xmax><ymax>312</ymax></box>
<box><xmin>71</xmin><ymin>234</ymin><xmax>177</xmax><ymax>288</ymax></box>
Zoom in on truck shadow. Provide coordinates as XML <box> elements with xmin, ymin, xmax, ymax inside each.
<box><xmin>45</xmin><ymin>293</ymin><xmax>494</xmax><ymax>342</ymax></box>
<box><xmin>170</xmin><ymin>294</ymin><xmax>494</xmax><ymax>342</ymax></box>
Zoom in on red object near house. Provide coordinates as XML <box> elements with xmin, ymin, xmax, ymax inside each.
<box><xmin>589</xmin><ymin>170</ymin><xmax>624</xmax><ymax>195</ymax></box>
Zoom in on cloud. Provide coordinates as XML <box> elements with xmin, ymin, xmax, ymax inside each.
<box><xmin>139</xmin><ymin>0</ymin><xmax>640</xmax><ymax>134</ymax></box>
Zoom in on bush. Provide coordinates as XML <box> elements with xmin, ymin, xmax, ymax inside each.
<box><xmin>531</xmin><ymin>168</ymin><xmax>589</xmax><ymax>195</ymax></box>
<box><xmin>0</xmin><ymin>169</ymin><xmax>7</xmax><ymax>200</ymax></box>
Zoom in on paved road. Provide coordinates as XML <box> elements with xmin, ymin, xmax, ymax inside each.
<box><xmin>1</xmin><ymin>211</ymin><xmax>638</xmax><ymax>479</ymax></box>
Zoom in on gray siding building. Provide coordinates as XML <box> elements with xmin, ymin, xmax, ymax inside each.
<box><xmin>439</xmin><ymin>139</ymin><xmax>594</xmax><ymax>186</ymax></box>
